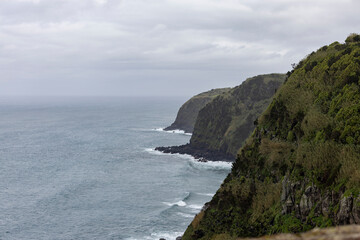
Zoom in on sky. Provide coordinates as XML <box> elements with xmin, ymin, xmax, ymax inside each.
<box><xmin>0</xmin><ymin>0</ymin><xmax>359</xmax><ymax>97</ymax></box>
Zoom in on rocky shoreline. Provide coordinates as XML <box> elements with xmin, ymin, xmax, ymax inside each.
<box><xmin>155</xmin><ymin>143</ymin><xmax>234</xmax><ymax>162</ymax></box>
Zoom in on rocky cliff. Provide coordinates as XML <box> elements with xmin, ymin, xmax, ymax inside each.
<box><xmin>165</xmin><ymin>88</ymin><xmax>230</xmax><ymax>133</ymax></box>
<box><xmin>190</xmin><ymin>73</ymin><xmax>285</xmax><ymax>157</ymax></box>
<box><xmin>238</xmin><ymin>225</ymin><xmax>360</xmax><ymax>240</ymax></box>
<box><xmin>182</xmin><ymin>34</ymin><xmax>360</xmax><ymax>240</ymax></box>
<box><xmin>157</xmin><ymin>74</ymin><xmax>285</xmax><ymax>161</ymax></box>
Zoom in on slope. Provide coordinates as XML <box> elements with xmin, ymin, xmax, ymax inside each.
<box><xmin>182</xmin><ymin>34</ymin><xmax>360</xmax><ymax>240</ymax></box>
<box><xmin>165</xmin><ymin>88</ymin><xmax>230</xmax><ymax>133</ymax></box>
<box><xmin>157</xmin><ymin>74</ymin><xmax>285</xmax><ymax>161</ymax></box>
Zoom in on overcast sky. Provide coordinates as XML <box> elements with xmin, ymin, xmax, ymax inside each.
<box><xmin>0</xmin><ymin>0</ymin><xmax>359</xmax><ymax>97</ymax></box>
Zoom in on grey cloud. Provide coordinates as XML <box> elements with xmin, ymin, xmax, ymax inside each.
<box><xmin>0</xmin><ymin>0</ymin><xmax>359</xmax><ymax>96</ymax></box>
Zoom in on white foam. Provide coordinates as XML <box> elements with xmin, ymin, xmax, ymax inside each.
<box><xmin>188</xmin><ymin>204</ymin><xmax>203</xmax><ymax>210</ymax></box>
<box><xmin>144</xmin><ymin>148</ymin><xmax>168</xmax><ymax>156</ymax></box>
<box><xmin>145</xmin><ymin>148</ymin><xmax>233</xmax><ymax>171</ymax></box>
<box><xmin>162</xmin><ymin>200</ymin><xmax>187</xmax><ymax>207</ymax></box>
<box><xmin>144</xmin><ymin>148</ymin><xmax>195</xmax><ymax>160</ymax></box>
<box><xmin>188</xmin><ymin>158</ymin><xmax>233</xmax><ymax>171</ymax></box>
<box><xmin>187</xmin><ymin>204</ymin><xmax>204</xmax><ymax>213</ymax></box>
<box><xmin>177</xmin><ymin>212</ymin><xmax>195</xmax><ymax>218</ymax></box>
<box><xmin>149</xmin><ymin>231</ymin><xmax>183</xmax><ymax>240</ymax></box>
<box><xmin>154</xmin><ymin>127</ymin><xmax>192</xmax><ymax>136</ymax></box>
<box><xmin>197</xmin><ymin>193</ymin><xmax>215</xmax><ymax>197</ymax></box>
<box><xmin>125</xmin><ymin>231</ymin><xmax>183</xmax><ymax>240</ymax></box>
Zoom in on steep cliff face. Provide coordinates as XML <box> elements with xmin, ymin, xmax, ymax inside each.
<box><xmin>190</xmin><ymin>74</ymin><xmax>285</xmax><ymax>157</ymax></box>
<box><xmin>165</xmin><ymin>88</ymin><xmax>230</xmax><ymax>133</ymax></box>
<box><xmin>157</xmin><ymin>74</ymin><xmax>285</xmax><ymax>161</ymax></box>
<box><xmin>239</xmin><ymin>225</ymin><xmax>360</xmax><ymax>240</ymax></box>
<box><xmin>182</xmin><ymin>34</ymin><xmax>360</xmax><ymax>240</ymax></box>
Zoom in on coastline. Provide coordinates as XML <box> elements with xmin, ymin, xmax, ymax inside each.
<box><xmin>155</xmin><ymin>143</ymin><xmax>234</xmax><ymax>162</ymax></box>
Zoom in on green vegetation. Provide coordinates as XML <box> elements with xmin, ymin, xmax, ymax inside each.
<box><xmin>190</xmin><ymin>74</ymin><xmax>286</xmax><ymax>157</ymax></box>
<box><xmin>183</xmin><ymin>34</ymin><xmax>360</xmax><ymax>240</ymax></box>
<box><xmin>165</xmin><ymin>88</ymin><xmax>230</xmax><ymax>133</ymax></box>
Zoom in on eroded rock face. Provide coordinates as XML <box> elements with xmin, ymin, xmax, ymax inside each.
<box><xmin>280</xmin><ymin>177</ymin><xmax>360</xmax><ymax>225</ymax></box>
<box><xmin>238</xmin><ymin>225</ymin><xmax>360</xmax><ymax>240</ymax></box>
<box><xmin>337</xmin><ymin>195</ymin><xmax>354</xmax><ymax>225</ymax></box>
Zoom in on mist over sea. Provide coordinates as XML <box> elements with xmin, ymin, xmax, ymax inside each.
<box><xmin>0</xmin><ymin>97</ymin><xmax>231</xmax><ymax>240</ymax></box>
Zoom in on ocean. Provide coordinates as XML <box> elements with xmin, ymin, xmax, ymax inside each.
<box><xmin>0</xmin><ymin>97</ymin><xmax>231</xmax><ymax>240</ymax></box>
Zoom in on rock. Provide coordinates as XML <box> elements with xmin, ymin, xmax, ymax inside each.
<box><xmin>352</xmin><ymin>197</ymin><xmax>360</xmax><ymax>224</ymax></box>
<box><xmin>281</xmin><ymin>176</ymin><xmax>290</xmax><ymax>202</ymax></box>
<box><xmin>282</xmin><ymin>196</ymin><xmax>294</xmax><ymax>215</ymax></box>
<box><xmin>321</xmin><ymin>190</ymin><xmax>331</xmax><ymax>217</ymax></box>
<box><xmin>299</xmin><ymin>187</ymin><xmax>313</xmax><ymax>217</ymax></box>
<box><xmin>299</xmin><ymin>185</ymin><xmax>321</xmax><ymax>219</ymax></box>
<box><xmin>159</xmin><ymin>238</ymin><xmax>166</xmax><ymax>240</ymax></box>
<box><xmin>337</xmin><ymin>195</ymin><xmax>353</xmax><ymax>224</ymax></box>
<box><xmin>238</xmin><ymin>225</ymin><xmax>360</xmax><ymax>240</ymax></box>
<box><xmin>155</xmin><ymin>144</ymin><xmax>234</xmax><ymax>162</ymax></box>
<box><xmin>176</xmin><ymin>236</ymin><xmax>182</xmax><ymax>240</ymax></box>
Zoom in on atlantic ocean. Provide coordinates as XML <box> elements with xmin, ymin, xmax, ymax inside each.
<box><xmin>0</xmin><ymin>97</ymin><xmax>231</xmax><ymax>240</ymax></box>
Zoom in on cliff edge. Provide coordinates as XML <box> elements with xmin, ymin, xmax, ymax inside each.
<box><xmin>182</xmin><ymin>34</ymin><xmax>360</xmax><ymax>240</ymax></box>
<box><xmin>165</xmin><ymin>88</ymin><xmax>230</xmax><ymax>133</ymax></box>
<box><xmin>157</xmin><ymin>74</ymin><xmax>285</xmax><ymax>161</ymax></box>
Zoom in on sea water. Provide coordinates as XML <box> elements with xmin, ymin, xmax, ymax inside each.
<box><xmin>0</xmin><ymin>97</ymin><xmax>231</xmax><ymax>240</ymax></box>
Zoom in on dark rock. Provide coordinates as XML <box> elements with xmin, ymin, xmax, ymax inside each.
<box><xmin>337</xmin><ymin>195</ymin><xmax>353</xmax><ymax>224</ymax></box>
<box><xmin>352</xmin><ymin>197</ymin><xmax>360</xmax><ymax>224</ymax></box>
<box><xmin>155</xmin><ymin>144</ymin><xmax>234</xmax><ymax>162</ymax></box>
<box><xmin>321</xmin><ymin>190</ymin><xmax>332</xmax><ymax>217</ymax></box>
<box><xmin>176</xmin><ymin>236</ymin><xmax>182</xmax><ymax>240</ymax></box>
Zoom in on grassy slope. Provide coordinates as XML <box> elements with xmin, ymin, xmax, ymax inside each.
<box><xmin>190</xmin><ymin>74</ymin><xmax>286</xmax><ymax>157</ymax></box>
<box><xmin>183</xmin><ymin>34</ymin><xmax>360</xmax><ymax>240</ymax></box>
<box><xmin>166</xmin><ymin>88</ymin><xmax>230</xmax><ymax>133</ymax></box>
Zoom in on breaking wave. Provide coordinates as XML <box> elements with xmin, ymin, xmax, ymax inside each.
<box><xmin>145</xmin><ymin>148</ymin><xmax>233</xmax><ymax>171</ymax></box>
<box><xmin>154</xmin><ymin>128</ymin><xmax>192</xmax><ymax>136</ymax></box>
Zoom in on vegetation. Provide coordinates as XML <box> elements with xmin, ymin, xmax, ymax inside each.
<box><xmin>183</xmin><ymin>34</ymin><xmax>360</xmax><ymax>240</ymax></box>
<box><xmin>165</xmin><ymin>88</ymin><xmax>230</xmax><ymax>133</ymax></box>
<box><xmin>190</xmin><ymin>74</ymin><xmax>286</xmax><ymax>157</ymax></box>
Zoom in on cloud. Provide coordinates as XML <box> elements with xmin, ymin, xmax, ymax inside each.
<box><xmin>0</xmin><ymin>0</ymin><xmax>359</xmax><ymax>96</ymax></box>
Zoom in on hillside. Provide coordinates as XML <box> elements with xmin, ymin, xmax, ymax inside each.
<box><xmin>190</xmin><ymin>73</ymin><xmax>285</xmax><ymax>157</ymax></box>
<box><xmin>157</xmin><ymin>74</ymin><xmax>285</xmax><ymax>161</ymax></box>
<box><xmin>165</xmin><ymin>88</ymin><xmax>230</xmax><ymax>133</ymax></box>
<box><xmin>182</xmin><ymin>34</ymin><xmax>360</xmax><ymax>240</ymax></box>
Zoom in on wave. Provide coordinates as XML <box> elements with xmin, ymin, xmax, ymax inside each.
<box><xmin>154</xmin><ymin>127</ymin><xmax>192</xmax><ymax>136</ymax></box>
<box><xmin>177</xmin><ymin>212</ymin><xmax>195</xmax><ymax>218</ymax></box>
<box><xmin>182</xmin><ymin>191</ymin><xmax>192</xmax><ymax>201</ymax></box>
<box><xmin>144</xmin><ymin>148</ymin><xmax>195</xmax><ymax>160</ymax></box>
<box><xmin>129</xmin><ymin>127</ymin><xmax>191</xmax><ymax>136</ymax></box>
<box><xmin>162</xmin><ymin>200</ymin><xmax>187</xmax><ymax>207</ymax></box>
<box><xmin>125</xmin><ymin>231</ymin><xmax>183</xmax><ymax>240</ymax></box>
<box><xmin>197</xmin><ymin>193</ymin><xmax>215</xmax><ymax>197</ymax></box>
<box><xmin>149</xmin><ymin>231</ymin><xmax>183</xmax><ymax>240</ymax></box>
<box><xmin>187</xmin><ymin>158</ymin><xmax>233</xmax><ymax>171</ymax></box>
<box><xmin>187</xmin><ymin>204</ymin><xmax>203</xmax><ymax>212</ymax></box>
<box><xmin>145</xmin><ymin>148</ymin><xmax>233</xmax><ymax>171</ymax></box>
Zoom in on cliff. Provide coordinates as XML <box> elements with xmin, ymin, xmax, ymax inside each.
<box><xmin>182</xmin><ymin>34</ymin><xmax>360</xmax><ymax>240</ymax></box>
<box><xmin>165</xmin><ymin>88</ymin><xmax>230</xmax><ymax>133</ymax></box>
<box><xmin>190</xmin><ymin>73</ymin><xmax>285</xmax><ymax>157</ymax></box>
<box><xmin>157</xmin><ymin>74</ymin><xmax>285</xmax><ymax>161</ymax></box>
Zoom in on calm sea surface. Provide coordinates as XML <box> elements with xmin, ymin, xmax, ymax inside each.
<box><xmin>0</xmin><ymin>97</ymin><xmax>231</xmax><ymax>240</ymax></box>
